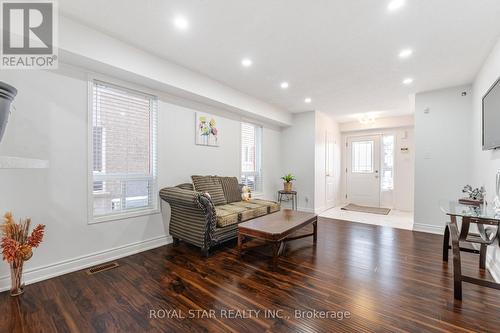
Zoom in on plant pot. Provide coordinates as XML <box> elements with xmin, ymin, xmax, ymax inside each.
<box><xmin>0</xmin><ymin>81</ymin><xmax>17</xmax><ymax>143</ymax></box>
<box><xmin>283</xmin><ymin>182</ymin><xmax>293</xmax><ymax>192</ymax></box>
<box><xmin>10</xmin><ymin>259</ymin><xmax>25</xmax><ymax>296</ymax></box>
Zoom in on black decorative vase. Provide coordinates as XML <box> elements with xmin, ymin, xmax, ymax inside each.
<box><xmin>0</xmin><ymin>81</ymin><xmax>17</xmax><ymax>143</ymax></box>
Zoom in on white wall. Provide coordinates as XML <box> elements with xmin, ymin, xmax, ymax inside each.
<box><xmin>0</xmin><ymin>65</ymin><xmax>282</xmax><ymax>291</ymax></box>
<box><xmin>59</xmin><ymin>16</ymin><xmax>292</xmax><ymax>127</ymax></box>
<box><xmin>340</xmin><ymin>124</ymin><xmax>415</xmax><ymax>211</ymax></box>
<box><xmin>280</xmin><ymin>111</ymin><xmax>342</xmax><ymax>213</ymax></box>
<box><xmin>314</xmin><ymin>111</ymin><xmax>342</xmax><ymax>213</ymax></box>
<box><xmin>280</xmin><ymin>112</ymin><xmax>316</xmax><ymax>211</ymax></box>
<box><xmin>414</xmin><ymin>85</ymin><xmax>473</xmax><ymax>234</ymax></box>
<box><xmin>471</xmin><ymin>37</ymin><xmax>500</xmax><ymax>281</ymax></box>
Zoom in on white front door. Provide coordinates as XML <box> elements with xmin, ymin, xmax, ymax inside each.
<box><xmin>346</xmin><ymin>135</ymin><xmax>381</xmax><ymax>207</ymax></box>
<box><xmin>325</xmin><ymin>131</ymin><xmax>335</xmax><ymax>208</ymax></box>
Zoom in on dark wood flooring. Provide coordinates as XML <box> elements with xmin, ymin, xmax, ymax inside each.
<box><xmin>2</xmin><ymin>218</ymin><xmax>500</xmax><ymax>333</ymax></box>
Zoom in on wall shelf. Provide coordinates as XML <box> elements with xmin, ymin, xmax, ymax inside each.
<box><xmin>0</xmin><ymin>156</ymin><xmax>49</xmax><ymax>169</ymax></box>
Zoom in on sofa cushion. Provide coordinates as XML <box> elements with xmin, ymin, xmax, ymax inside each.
<box><xmin>217</xmin><ymin>176</ymin><xmax>242</xmax><ymax>203</ymax></box>
<box><xmin>227</xmin><ymin>201</ymin><xmax>269</xmax><ymax>221</ymax></box>
<box><xmin>242</xmin><ymin>206</ymin><xmax>269</xmax><ymax>221</ymax></box>
<box><xmin>251</xmin><ymin>199</ymin><xmax>281</xmax><ymax>214</ymax></box>
<box><xmin>215</xmin><ymin>205</ymin><xmax>246</xmax><ymax>227</ymax></box>
<box><xmin>192</xmin><ymin>175</ymin><xmax>227</xmax><ymax>206</ymax></box>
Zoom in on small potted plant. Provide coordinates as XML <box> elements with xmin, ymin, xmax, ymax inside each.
<box><xmin>1</xmin><ymin>212</ymin><xmax>45</xmax><ymax>296</ymax></box>
<box><xmin>281</xmin><ymin>173</ymin><xmax>296</xmax><ymax>192</ymax></box>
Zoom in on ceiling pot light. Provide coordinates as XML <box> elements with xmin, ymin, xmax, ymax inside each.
<box><xmin>280</xmin><ymin>82</ymin><xmax>289</xmax><ymax>89</ymax></box>
<box><xmin>388</xmin><ymin>0</ymin><xmax>405</xmax><ymax>12</ymax></box>
<box><xmin>304</xmin><ymin>97</ymin><xmax>312</xmax><ymax>103</ymax></box>
<box><xmin>173</xmin><ymin>15</ymin><xmax>189</xmax><ymax>30</ymax></box>
<box><xmin>399</xmin><ymin>48</ymin><xmax>413</xmax><ymax>58</ymax></box>
<box><xmin>358</xmin><ymin>115</ymin><xmax>376</xmax><ymax>125</ymax></box>
<box><xmin>403</xmin><ymin>78</ymin><xmax>414</xmax><ymax>85</ymax></box>
<box><xmin>241</xmin><ymin>58</ymin><xmax>253</xmax><ymax>67</ymax></box>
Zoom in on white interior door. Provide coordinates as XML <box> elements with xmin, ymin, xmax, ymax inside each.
<box><xmin>325</xmin><ymin>131</ymin><xmax>335</xmax><ymax>208</ymax></box>
<box><xmin>346</xmin><ymin>135</ymin><xmax>381</xmax><ymax>207</ymax></box>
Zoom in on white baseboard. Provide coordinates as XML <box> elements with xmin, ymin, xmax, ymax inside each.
<box><xmin>413</xmin><ymin>223</ymin><xmax>444</xmax><ymax>235</ymax></box>
<box><xmin>297</xmin><ymin>207</ymin><xmax>315</xmax><ymax>213</ymax></box>
<box><xmin>0</xmin><ymin>234</ymin><xmax>172</xmax><ymax>292</ymax></box>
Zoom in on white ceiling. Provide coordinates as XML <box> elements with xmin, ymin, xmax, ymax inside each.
<box><xmin>59</xmin><ymin>0</ymin><xmax>500</xmax><ymax>122</ymax></box>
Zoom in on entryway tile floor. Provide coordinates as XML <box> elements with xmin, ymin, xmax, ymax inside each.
<box><xmin>319</xmin><ymin>206</ymin><xmax>414</xmax><ymax>230</ymax></box>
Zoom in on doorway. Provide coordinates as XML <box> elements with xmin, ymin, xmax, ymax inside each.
<box><xmin>346</xmin><ymin>135</ymin><xmax>381</xmax><ymax>207</ymax></box>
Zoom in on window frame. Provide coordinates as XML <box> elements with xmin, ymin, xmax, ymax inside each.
<box><xmin>351</xmin><ymin>140</ymin><xmax>375</xmax><ymax>174</ymax></box>
<box><xmin>240</xmin><ymin>121</ymin><xmax>263</xmax><ymax>195</ymax></box>
<box><xmin>87</xmin><ymin>75</ymin><xmax>159</xmax><ymax>224</ymax></box>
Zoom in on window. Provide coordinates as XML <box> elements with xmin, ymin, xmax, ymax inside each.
<box><xmin>90</xmin><ymin>80</ymin><xmax>158</xmax><ymax>222</ymax></box>
<box><xmin>241</xmin><ymin>122</ymin><xmax>262</xmax><ymax>192</ymax></box>
<box><xmin>381</xmin><ymin>135</ymin><xmax>395</xmax><ymax>191</ymax></box>
<box><xmin>92</xmin><ymin>126</ymin><xmax>105</xmax><ymax>192</ymax></box>
<box><xmin>351</xmin><ymin>140</ymin><xmax>374</xmax><ymax>173</ymax></box>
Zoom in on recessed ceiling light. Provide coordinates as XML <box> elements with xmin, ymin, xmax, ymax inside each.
<box><xmin>280</xmin><ymin>82</ymin><xmax>289</xmax><ymax>89</ymax></box>
<box><xmin>241</xmin><ymin>58</ymin><xmax>253</xmax><ymax>67</ymax></box>
<box><xmin>388</xmin><ymin>0</ymin><xmax>405</xmax><ymax>12</ymax></box>
<box><xmin>173</xmin><ymin>15</ymin><xmax>189</xmax><ymax>30</ymax></box>
<box><xmin>399</xmin><ymin>48</ymin><xmax>413</xmax><ymax>58</ymax></box>
<box><xmin>403</xmin><ymin>78</ymin><xmax>414</xmax><ymax>85</ymax></box>
<box><xmin>304</xmin><ymin>97</ymin><xmax>312</xmax><ymax>103</ymax></box>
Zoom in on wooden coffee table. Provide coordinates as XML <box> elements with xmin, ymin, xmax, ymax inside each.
<box><xmin>237</xmin><ymin>209</ymin><xmax>318</xmax><ymax>269</ymax></box>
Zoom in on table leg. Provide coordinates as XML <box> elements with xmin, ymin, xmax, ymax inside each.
<box><xmin>443</xmin><ymin>224</ymin><xmax>450</xmax><ymax>262</ymax></box>
<box><xmin>295</xmin><ymin>194</ymin><xmax>298</xmax><ymax>210</ymax></box>
<box><xmin>237</xmin><ymin>233</ymin><xmax>243</xmax><ymax>258</ymax></box>
<box><xmin>272</xmin><ymin>242</ymin><xmax>281</xmax><ymax>270</ymax></box>
<box><xmin>313</xmin><ymin>218</ymin><xmax>318</xmax><ymax>244</ymax></box>
<box><xmin>448</xmin><ymin>221</ymin><xmax>462</xmax><ymax>300</ymax></box>
<box><xmin>459</xmin><ymin>217</ymin><xmax>471</xmax><ymax>241</ymax></box>
<box><xmin>480</xmin><ymin>244</ymin><xmax>487</xmax><ymax>270</ymax></box>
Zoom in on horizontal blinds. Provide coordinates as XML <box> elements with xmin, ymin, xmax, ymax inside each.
<box><xmin>241</xmin><ymin>122</ymin><xmax>262</xmax><ymax>192</ymax></box>
<box><xmin>91</xmin><ymin>80</ymin><xmax>158</xmax><ymax>218</ymax></box>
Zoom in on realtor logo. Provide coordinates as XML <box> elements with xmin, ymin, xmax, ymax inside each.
<box><xmin>1</xmin><ymin>0</ymin><xmax>58</xmax><ymax>69</ymax></box>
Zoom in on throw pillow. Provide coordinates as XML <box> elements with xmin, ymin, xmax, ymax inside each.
<box><xmin>218</xmin><ymin>177</ymin><xmax>242</xmax><ymax>203</ymax></box>
<box><xmin>191</xmin><ymin>175</ymin><xmax>227</xmax><ymax>206</ymax></box>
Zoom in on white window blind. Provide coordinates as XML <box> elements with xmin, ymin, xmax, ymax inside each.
<box><xmin>90</xmin><ymin>80</ymin><xmax>158</xmax><ymax>221</ymax></box>
<box><xmin>241</xmin><ymin>122</ymin><xmax>263</xmax><ymax>192</ymax></box>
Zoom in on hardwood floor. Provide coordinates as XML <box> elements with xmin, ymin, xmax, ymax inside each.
<box><xmin>1</xmin><ymin>217</ymin><xmax>500</xmax><ymax>332</ymax></box>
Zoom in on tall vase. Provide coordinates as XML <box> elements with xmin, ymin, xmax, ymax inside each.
<box><xmin>10</xmin><ymin>259</ymin><xmax>24</xmax><ymax>296</ymax></box>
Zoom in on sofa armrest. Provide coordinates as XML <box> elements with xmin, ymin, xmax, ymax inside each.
<box><xmin>159</xmin><ymin>186</ymin><xmax>217</xmax><ymax>253</ymax></box>
<box><xmin>159</xmin><ymin>187</ymin><xmax>203</xmax><ymax>207</ymax></box>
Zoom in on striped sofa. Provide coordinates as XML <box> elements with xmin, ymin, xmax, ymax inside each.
<box><xmin>159</xmin><ymin>177</ymin><xmax>280</xmax><ymax>256</ymax></box>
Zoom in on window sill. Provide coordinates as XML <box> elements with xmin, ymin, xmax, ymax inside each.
<box><xmin>89</xmin><ymin>208</ymin><xmax>160</xmax><ymax>225</ymax></box>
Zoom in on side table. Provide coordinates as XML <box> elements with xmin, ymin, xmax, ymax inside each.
<box><xmin>278</xmin><ymin>190</ymin><xmax>298</xmax><ymax>210</ymax></box>
<box><xmin>440</xmin><ymin>201</ymin><xmax>500</xmax><ymax>300</ymax></box>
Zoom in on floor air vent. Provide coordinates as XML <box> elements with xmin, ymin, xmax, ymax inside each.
<box><xmin>86</xmin><ymin>262</ymin><xmax>120</xmax><ymax>275</ymax></box>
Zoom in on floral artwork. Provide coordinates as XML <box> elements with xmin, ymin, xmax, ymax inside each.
<box><xmin>196</xmin><ymin>112</ymin><xmax>219</xmax><ymax>146</ymax></box>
